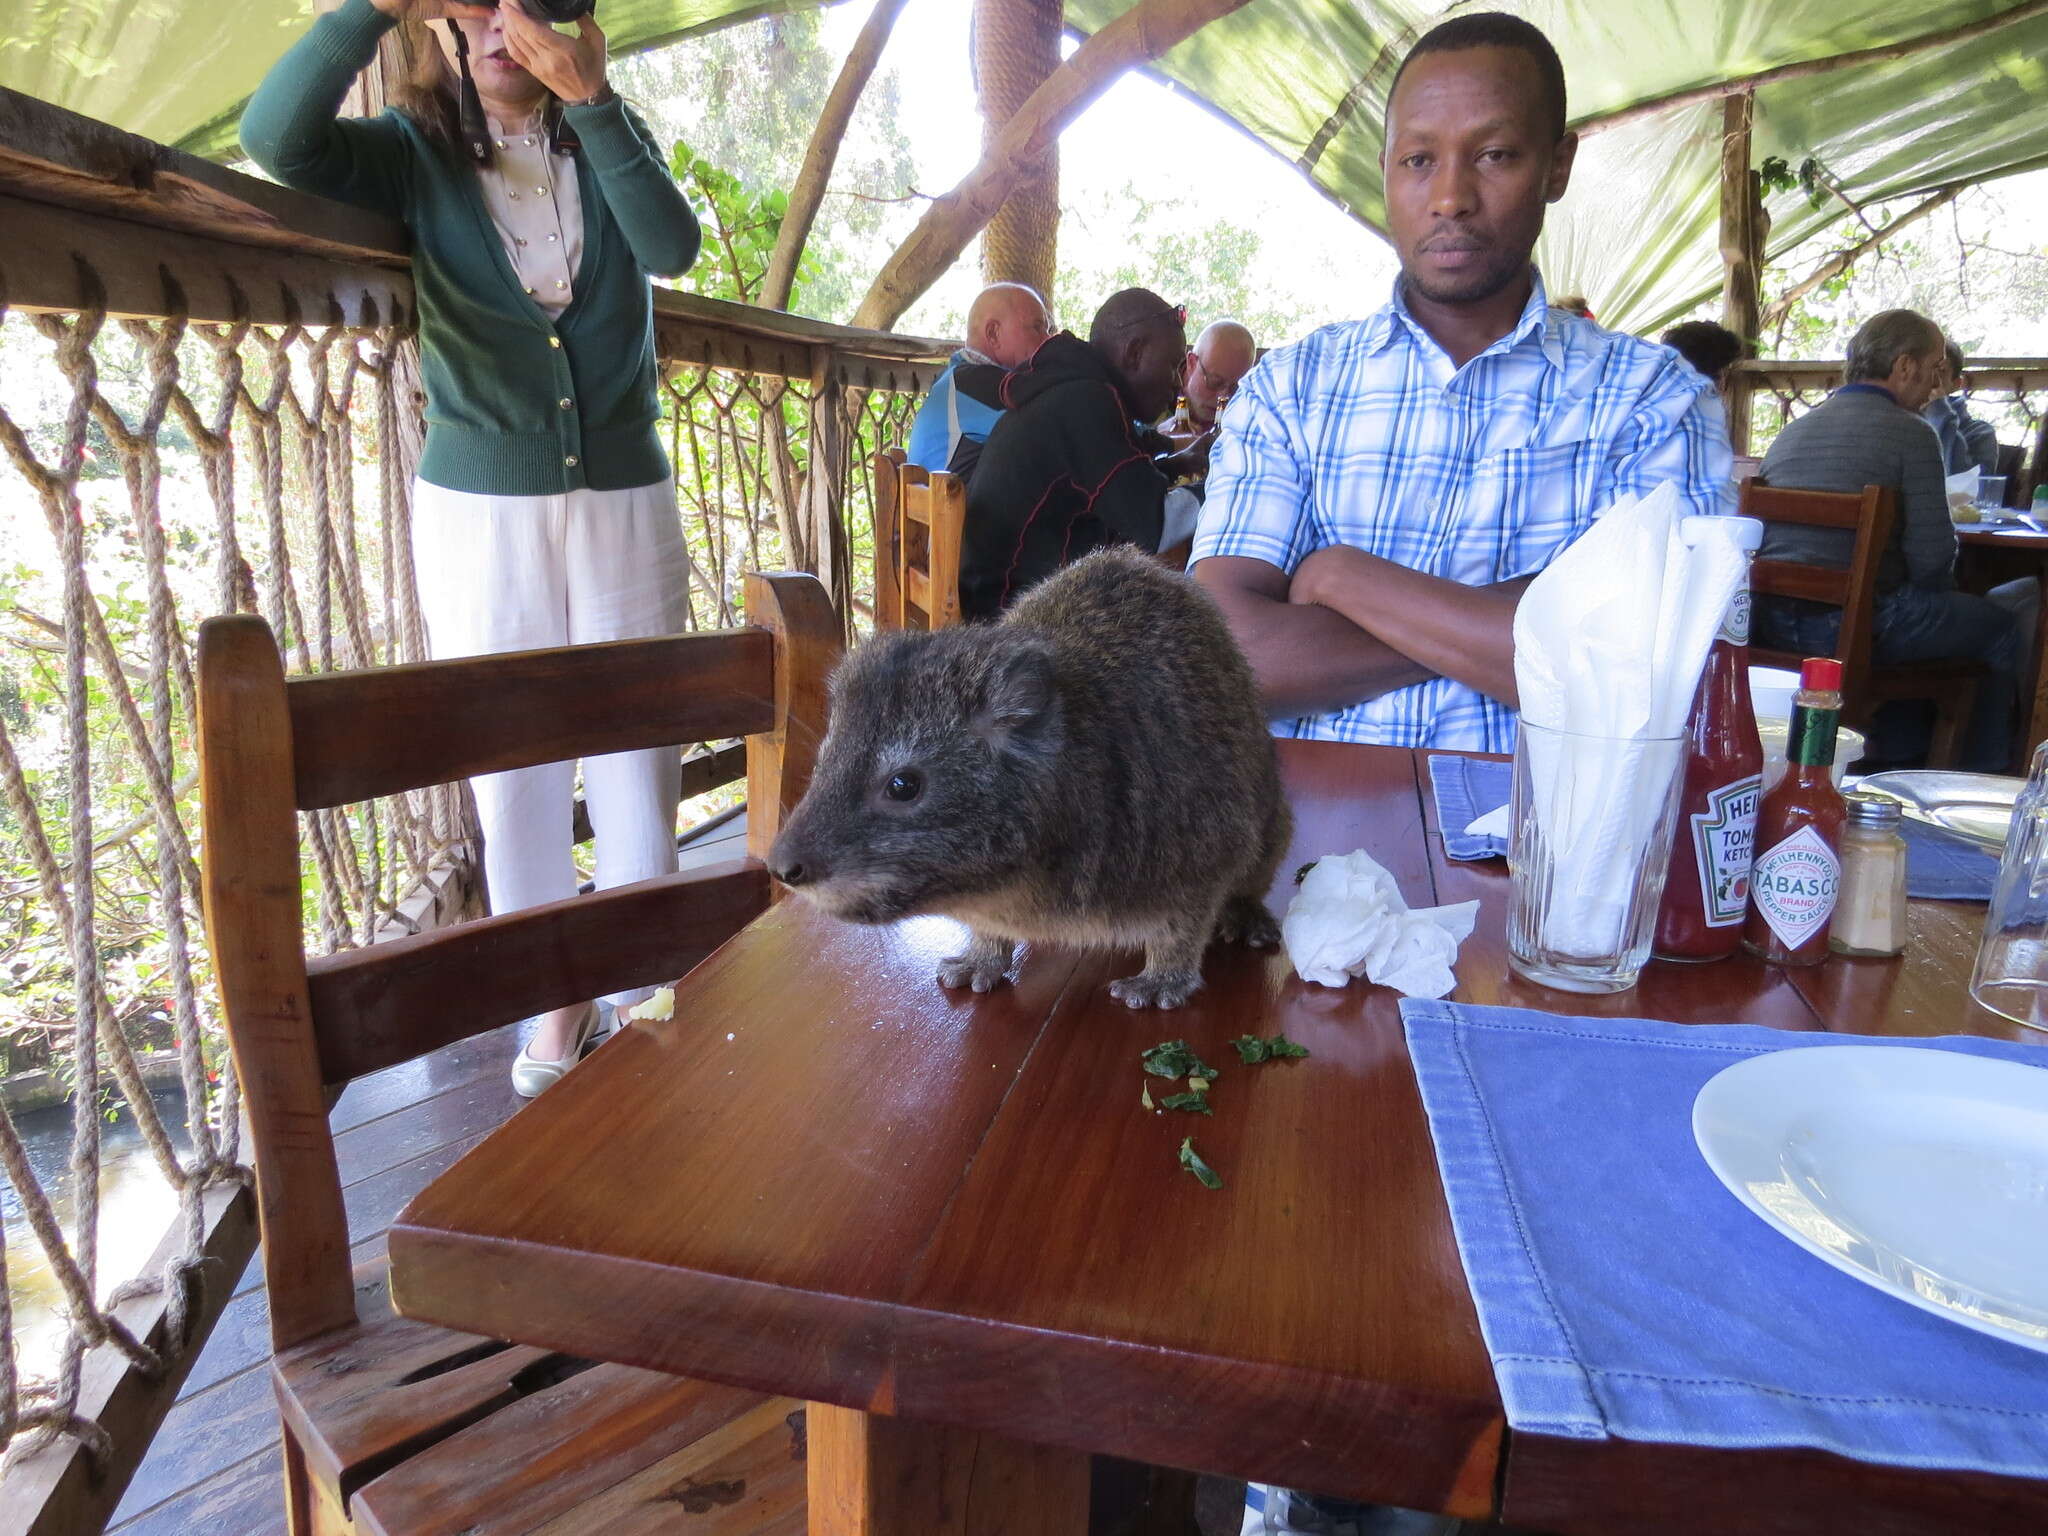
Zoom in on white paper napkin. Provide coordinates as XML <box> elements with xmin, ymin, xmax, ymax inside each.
<box><xmin>1282</xmin><ymin>850</ymin><xmax>1479</xmax><ymax>1000</ymax></box>
<box><xmin>1510</xmin><ymin>488</ymin><xmax>1755</xmax><ymax>956</ymax></box>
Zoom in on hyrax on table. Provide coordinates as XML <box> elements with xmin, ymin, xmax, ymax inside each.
<box><xmin>767</xmin><ymin>546</ymin><xmax>1292</xmax><ymax>1009</ymax></box>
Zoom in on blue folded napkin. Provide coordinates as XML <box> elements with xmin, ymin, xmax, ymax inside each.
<box><xmin>1899</xmin><ymin>816</ymin><xmax>2001</xmax><ymax>902</ymax></box>
<box><xmin>1400</xmin><ymin>1000</ymin><xmax>2048</xmax><ymax>1477</ymax></box>
<box><xmin>1428</xmin><ymin>754</ymin><xmax>1511</xmax><ymax>861</ymax></box>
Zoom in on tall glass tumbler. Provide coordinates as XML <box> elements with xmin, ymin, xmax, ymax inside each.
<box><xmin>1970</xmin><ymin>739</ymin><xmax>2048</xmax><ymax>1034</ymax></box>
<box><xmin>1508</xmin><ymin>724</ymin><xmax>1689</xmax><ymax>994</ymax></box>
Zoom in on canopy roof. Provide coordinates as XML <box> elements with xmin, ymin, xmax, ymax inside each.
<box><xmin>0</xmin><ymin>0</ymin><xmax>823</xmax><ymax>161</ymax></box>
<box><xmin>7</xmin><ymin>0</ymin><xmax>2044</xmax><ymax>336</ymax></box>
<box><xmin>1066</xmin><ymin>0</ymin><xmax>2048</xmax><ymax>333</ymax></box>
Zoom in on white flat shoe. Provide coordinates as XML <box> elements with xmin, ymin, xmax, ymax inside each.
<box><xmin>510</xmin><ymin>1002</ymin><xmax>606</xmax><ymax>1099</ymax></box>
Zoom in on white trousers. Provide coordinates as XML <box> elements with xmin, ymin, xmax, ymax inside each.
<box><xmin>411</xmin><ymin>477</ymin><xmax>691</xmax><ymax>922</ymax></box>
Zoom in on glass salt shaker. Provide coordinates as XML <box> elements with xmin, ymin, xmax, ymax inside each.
<box><xmin>1829</xmin><ymin>793</ymin><xmax>1908</xmax><ymax>957</ymax></box>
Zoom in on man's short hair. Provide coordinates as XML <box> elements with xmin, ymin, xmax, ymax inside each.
<box><xmin>1089</xmin><ymin>288</ymin><xmax>1179</xmax><ymax>351</ymax></box>
<box><xmin>1388</xmin><ymin>12</ymin><xmax>1568</xmax><ymax>142</ymax></box>
<box><xmin>1661</xmin><ymin>321</ymin><xmax>1744</xmax><ymax>383</ymax></box>
<box><xmin>1944</xmin><ymin>338</ymin><xmax>1967</xmax><ymax>376</ymax></box>
<box><xmin>1844</xmin><ymin>310</ymin><xmax>1943</xmax><ymax>383</ymax></box>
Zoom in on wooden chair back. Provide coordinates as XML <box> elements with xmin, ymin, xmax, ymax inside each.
<box><xmin>197</xmin><ymin>572</ymin><xmax>840</xmax><ymax>1353</ymax></box>
<box><xmin>872</xmin><ymin>447</ymin><xmax>965</xmax><ymax>630</ymax></box>
<box><xmin>1742</xmin><ymin>478</ymin><xmax>1892</xmax><ymax>710</ymax></box>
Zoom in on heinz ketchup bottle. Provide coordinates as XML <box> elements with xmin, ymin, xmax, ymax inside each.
<box><xmin>1654</xmin><ymin>536</ymin><xmax>1765</xmax><ymax>962</ymax></box>
<box><xmin>1742</xmin><ymin>658</ymin><xmax>1848</xmax><ymax>967</ymax></box>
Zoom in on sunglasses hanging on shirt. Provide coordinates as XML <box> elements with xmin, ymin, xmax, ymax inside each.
<box><xmin>448</xmin><ymin>5</ymin><xmax>593</xmax><ymax>167</ymax></box>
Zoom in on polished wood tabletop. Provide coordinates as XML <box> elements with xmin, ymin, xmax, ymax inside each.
<box><xmin>388</xmin><ymin>742</ymin><xmax>2047</xmax><ymax>1535</ymax></box>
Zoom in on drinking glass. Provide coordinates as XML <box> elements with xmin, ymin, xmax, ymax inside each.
<box><xmin>1976</xmin><ymin>473</ymin><xmax>2008</xmax><ymax>510</ymax></box>
<box><xmin>1508</xmin><ymin>723</ymin><xmax>1688</xmax><ymax>993</ymax></box>
<box><xmin>1969</xmin><ymin>739</ymin><xmax>2048</xmax><ymax>1034</ymax></box>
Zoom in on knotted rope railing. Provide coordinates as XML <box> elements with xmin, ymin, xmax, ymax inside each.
<box><xmin>0</xmin><ymin>259</ymin><xmax>462</xmax><ymax>1484</ymax></box>
<box><xmin>0</xmin><ymin>250</ymin><xmax>933</xmax><ymax>1517</ymax></box>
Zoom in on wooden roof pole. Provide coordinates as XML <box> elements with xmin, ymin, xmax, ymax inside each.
<box><xmin>1718</xmin><ymin>90</ymin><xmax>1762</xmax><ymax>454</ymax></box>
<box><xmin>852</xmin><ymin>0</ymin><xmax>1252</xmax><ymax>333</ymax></box>
<box><xmin>761</xmin><ymin>0</ymin><xmax>909</xmax><ymax>312</ymax></box>
<box><xmin>1578</xmin><ymin>0</ymin><xmax>2048</xmax><ymax>137</ymax></box>
<box><xmin>977</xmin><ymin>0</ymin><xmax>1064</xmax><ymax>304</ymax></box>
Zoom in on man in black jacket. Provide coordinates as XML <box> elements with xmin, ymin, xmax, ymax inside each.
<box><xmin>953</xmin><ymin>287</ymin><xmax>1197</xmax><ymax>619</ymax></box>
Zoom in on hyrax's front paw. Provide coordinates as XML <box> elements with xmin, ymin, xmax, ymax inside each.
<box><xmin>1215</xmin><ymin>894</ymin><xmax>1281</xmax><ymax>949</ymax></box>
<box><xmin>938</xmin><ymin>934</ymin><xmax>1015</xmax><ymax>994</ymax></box>
<box><xmin>1108</xmin><ymin>968</ymin><xmax>1201</xmax><ymax>1010</ymax></box>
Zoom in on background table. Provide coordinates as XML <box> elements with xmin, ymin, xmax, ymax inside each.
<box><xmin>388</xmin><ymin>743</ymin><xmax>2047</xmax><ymax>1536</ymax></box>
<box><xmin>1957</xmin><ymin>521</ymin><xmax>2048</xmax><ymax>765</ymax></box>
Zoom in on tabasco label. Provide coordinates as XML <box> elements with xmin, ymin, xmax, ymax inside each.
<box><xmin>1690</xmin><ymin>773</ymin><xmax>1762</xmax><ymax>926</ymax></box>
<box><xmin>1750</xmin><ymin>823</ymin><xmax>1840</xmax><ymax>950</ymax></box>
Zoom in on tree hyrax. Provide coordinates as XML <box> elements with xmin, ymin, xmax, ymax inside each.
<box><xmin>767</xmin><ymin>547</ymin><xmax>1291</xmax><ymax>1008</ymax></box>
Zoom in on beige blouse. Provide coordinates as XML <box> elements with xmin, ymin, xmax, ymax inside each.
<box><xmin>477</xmin><ymin>108</ymin><xmax>585</xmax><ymax>316</ymax></box>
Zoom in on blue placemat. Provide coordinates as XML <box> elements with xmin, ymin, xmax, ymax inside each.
<box><xmin>1428</xmin><ymin>754</ymin><xmax>1511</xmax><ymax>861</ymax></box>
<box><xmin>1400</xmin><ymin>1001</ymin><xmax>2048</xmax><ymax>1476</ymax></box>
<box><xmin>1900</xmin><ymin>816</ymin><xmax>2001</xmax><ymax>902</ymax></box>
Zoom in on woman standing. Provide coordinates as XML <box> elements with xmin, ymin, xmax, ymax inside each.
<box><xmin>243</xmin><ymin>0</ymin><xmax>701</xmax><ymax>1094</ymax></box>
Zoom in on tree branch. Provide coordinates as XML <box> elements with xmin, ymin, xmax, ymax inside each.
<box><xmin>761</xmin><ymin>0</ymin><xmax>911</xmax><ymax>312</ymax></box>
<box><xmin>851</xmin><ymin>0</ymin><xmax>1254</xmax><ymax>332</ymax></box>
<box><xmin>1576</xmin><ymin>0</ymin><xmax>2048</xmax><ymax>137</ymax></box>
<box><xmin>1760</xmin><ymin>182</ymin><xmax>1964</xmax><ymax>328</ymax></box>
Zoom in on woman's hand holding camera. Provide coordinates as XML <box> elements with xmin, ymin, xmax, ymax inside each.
<box><xmin>498</xmin><ymin>3</ymin><xmax>608</xmax><ymax>104</ymax></box>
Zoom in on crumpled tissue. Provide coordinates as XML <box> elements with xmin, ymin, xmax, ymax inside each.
<box><xmin>1282</xmin><ymin>850</ymin><xmax>1480</xmax><ymax>1000</ymax></box>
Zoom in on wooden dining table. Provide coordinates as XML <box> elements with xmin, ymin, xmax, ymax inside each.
<box><xmin>387</xmin><ymin>741</ymin><xmax>2048</xmax><ymax>1536</ymax></box>
<box><xmin>1957</xmin><ymin>519</ymin><xmax>2048</xmax><ymax>764</ymax></box>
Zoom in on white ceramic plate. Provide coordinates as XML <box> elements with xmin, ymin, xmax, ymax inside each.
<box><xmin>1694</xmin><ymin>1045</ymin><xmax>2048</xmax><ymax>1356</ymax></box>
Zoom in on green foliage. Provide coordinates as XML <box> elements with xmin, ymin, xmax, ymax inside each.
<box><xmin>669</xmin><ymin>143</ymin><xmax>817</xmax><ymax>306</ymax></box>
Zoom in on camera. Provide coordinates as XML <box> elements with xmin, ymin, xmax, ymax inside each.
<box><xmin>484</xmin><ymin>0</ymin><xmax>596</xmax><ymax>20</ymax></box>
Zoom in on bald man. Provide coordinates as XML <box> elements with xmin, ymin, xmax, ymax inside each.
<box><xmin>904</xmin><ymin>282</ymin><xmax>1052</xmax><ymax>480</ymax></box>
<box><xmin>1165</xmin><ymin>318</ymin><xmax>1258</xmax><ymax>442</ymax></box>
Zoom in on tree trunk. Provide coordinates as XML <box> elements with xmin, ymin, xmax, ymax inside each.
<box><xmin>761</xmin><ymin>0</ymin><xmax>912</xmax><ymax>312</ymax></box>
<box><xmin>1718</xmin><ymin>92</ymin><xmax>1760</xmax><ymax>454</ymax></box>
<box><xmin>976</xmin><ymin>0</ymin><xmax>1063</xmax><ymax>302</ymax></box>
<box><xmin>851</xmin><ymin>0</ymin><xmax>1252</xmax><ymax>333</ymax></box>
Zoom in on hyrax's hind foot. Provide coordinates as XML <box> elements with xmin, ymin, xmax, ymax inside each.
<box><xmin>1109</xmin><ymin>968</ymin><xmax>1202</xmax><ymax>1010</ymax></box>
<box><xmin>938</xmin><ymin>932</ymin><xmax>1015</xmax><ymax>993</ymax></box>
<box><xmin>1214</xmin><ymin>893</ymin><xmax>1281</xmax><ymax>949</ymax></box>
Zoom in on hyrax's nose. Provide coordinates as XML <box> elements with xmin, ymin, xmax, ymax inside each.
<box><xmin>767</xmin><ymin>834</ymin><xmax>813</xmax><ymax>887</ymax></box>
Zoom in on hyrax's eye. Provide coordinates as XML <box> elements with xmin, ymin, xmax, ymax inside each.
<box><xmin>884</xmin><ymin>769</ymin><xmax>923</xmax><ymax>803</ymax></box>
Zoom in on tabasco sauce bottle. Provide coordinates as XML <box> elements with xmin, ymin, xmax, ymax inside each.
<box><xmin>1655</xmin><ymin>534</ymin><xmax>1765</xmax><ymax>962</ymax></box>
<box><xmin>1742</xmin><ymin>658</ymin><xmax>1848</xmax><ymax>966</ymax></box>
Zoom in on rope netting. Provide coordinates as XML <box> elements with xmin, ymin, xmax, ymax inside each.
<box><xmin>0</xmin><ymin>261</ymin><xmax>929</xmax><ymax>1500</ymax></box>
<box><xmin>0</xmin><ymin>268</ymin><xmax>464</xmax><ymax>1480</ymax></box>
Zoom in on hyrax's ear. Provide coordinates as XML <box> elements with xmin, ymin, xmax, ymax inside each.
<box><xmin>972</xmin><ymin>642</ymin><xmax>1059</xmax><ymax>755</ymax></box>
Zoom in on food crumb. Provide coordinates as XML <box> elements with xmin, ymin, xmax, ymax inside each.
<box><xmin>725</xmin><ymin>1032</ymin><xmax>736</xmax><ymax>1041</ymax></box>
<box><xmin>627</xmin><ymin>986</ymin><xmax>675</xmax><ymax>1022</ymax></box>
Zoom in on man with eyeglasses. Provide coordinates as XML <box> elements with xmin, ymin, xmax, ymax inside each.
<box><xmin>1161</xmin><ymin>318</ymin><xmax>1259</xmax><ymax>460</ymax></box>
<box><xmin>952</xmin><ymin>287</ymin><xmax>1208</xmax><ymax>619</ymax></box>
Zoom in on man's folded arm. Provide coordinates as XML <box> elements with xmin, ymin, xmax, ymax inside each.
<box><xmin>1285</xmin><ymin>548</ymin><xmax>1526</xmax><ymax>708</ymax></box>
<box><xmin>1194</xmin><ymin>556</ymin><xmax>1432</xmax><ymax>717</ymax></box>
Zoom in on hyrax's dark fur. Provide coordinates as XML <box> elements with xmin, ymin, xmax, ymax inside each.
<box><xmin>767</xmin><ymin>547</ymin><xmax>1292</xmax><ymax>1009</ymax></box>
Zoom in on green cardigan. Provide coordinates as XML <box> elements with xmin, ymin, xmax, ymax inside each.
<box><xmin>240</xmin><ymin>0</ymin><xmax>699</xmax><ymax>495</ymax></box>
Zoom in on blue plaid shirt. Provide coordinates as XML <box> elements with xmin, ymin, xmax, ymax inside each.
<box><xmin>1192</xmin><ymin>272</ymin><xmax>1734</xmax><ymax>750</ymax></box>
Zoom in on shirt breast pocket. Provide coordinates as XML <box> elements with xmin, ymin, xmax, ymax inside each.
<box><xmin>1462</xmin><ymin>438</ymin><xmax>1599</xmax><ymax>581</ymax></box>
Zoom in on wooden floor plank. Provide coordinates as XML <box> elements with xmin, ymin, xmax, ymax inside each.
<box><xmin>106</xmin><ymin>1444</ymin><xmax>286</xmax><ymax>1536</ymax></box>
<box><xmin>343</xmin><ymin>1131</ymin><xmax>490</xmax><ymax>1240</ymax></box>
<box><xmin>108</xmin><ymin>1362</ymin><xmax>277</xmax><ymax>1524</ymax></box>
<box><xmin>332</xmin><ymin>1069</ymin><xmax>525</xmax><ymax>1188</ymax></box>
<box><xmin>329</xmin><ymin>1021</ymin><xmax>520</xmax><ymax>1134</ymax></box>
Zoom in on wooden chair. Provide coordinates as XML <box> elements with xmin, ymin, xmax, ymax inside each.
<box><xmin>871</xmin><ymin>447</ymin><xmax>965</xmax><ymax>630</ymax></box>
<box><xmin>1743</xmin><ymin>479</ymin><xmax>1984</xmax><ymax>767</ymax></box>
<box><xmin>196</xmin><ymin>572</ymin><xmax>840</xmax><ymax>1535</ymax></box>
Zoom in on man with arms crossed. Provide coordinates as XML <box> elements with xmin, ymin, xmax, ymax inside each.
<box><xmin>1195</xmin><ymin>13</ymin><xmax>1733</xmax><ymax>756</ymax></box>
